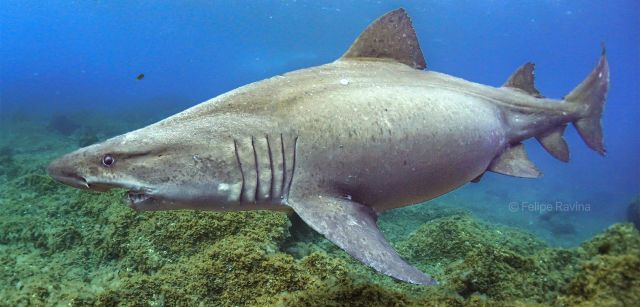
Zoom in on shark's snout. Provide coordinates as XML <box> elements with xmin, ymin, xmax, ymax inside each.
<box><xmin>47</xmin><ymin>155</ymin><xmax>90</xmax><ymax>190</ymax></box>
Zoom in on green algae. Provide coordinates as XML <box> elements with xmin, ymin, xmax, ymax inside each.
<box><xmin>398</xmin><ymin>214</ymin><xmax>547</xmax><ymax>265</ymax></box>
<box><xmin>556</xmin><ymin>224</ymin><xmax>640</xmax><ymax>306</ymax></box>
<box><xmin>1</xmin><ymin>124</ymin><xmax>639</xmax><ymax>306</ymax></box>
<box><xmin>378</xmin><ymin>202</ymin><xmax>469</xmax><ymax>243</ymax></box>
<box><xmin>559</xmin><ymin>254</ymin><xmax>640</xmax><ymax>306</ymax></box>
<box><xmin>399</xmin><ymin>214</ymin><xmax>574</xmax><ymax>304</ymax></box>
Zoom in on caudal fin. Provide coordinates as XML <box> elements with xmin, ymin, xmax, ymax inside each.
<box><xmin>565</xmin><ymin>46</ymin><xmax>610</xmax><ymax>156</ymax></box>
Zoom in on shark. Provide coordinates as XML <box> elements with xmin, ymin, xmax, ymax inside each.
<box><xmin>47</xmin><ymin>9</ymin><xmax>609</xmax><ymax>285</ymax></box>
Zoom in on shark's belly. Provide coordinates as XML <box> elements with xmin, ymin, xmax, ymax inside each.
<box><xmin>291</xmin><ymin>85</ymin><xmax>506</xmax><ymax>211</ymax></box>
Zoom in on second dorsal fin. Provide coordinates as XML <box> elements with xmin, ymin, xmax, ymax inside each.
<box><xmin>503</xmin><ymin>63</ymin><xmax>544</xmax><ymax>98</ymax></box>
<box><xmin>341</xmin><ymin>8</ymin><xmax>426</xmax><ymax>70</ymax></box>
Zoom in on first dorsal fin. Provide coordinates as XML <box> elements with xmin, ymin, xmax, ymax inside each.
<box><xmin>503</xmin><ymin>63</ymin><xmax>544</xmax><ymax>98</ymax></box>
<box><xmin>341</xmin><ymin>8</ymin><xmax>426</xmax><ymax>70</ymax></box>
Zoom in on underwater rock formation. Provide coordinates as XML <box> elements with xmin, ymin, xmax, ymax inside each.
<box><xmin>557</xmin><ymin>223</ymin><xmax>640</xmax><ymax>306</ymax></box>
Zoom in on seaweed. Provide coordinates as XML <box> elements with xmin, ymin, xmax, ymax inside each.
<box><xmin>398</xmin><ymin>214</ymin><xmax>547</xmax><ymax>267</ymax></box>
<box><xmin>558</xmin><ymin>254</ymin><xmax>640</xmax><ymax>306</ymax></box>
<box><xmin>399</xmin><ymin>214</ymin><xmax>566</xmax><ymax>304</ymax></box>
<box><xmin>558</xmin><ymin>224</ymin><xmax>640</xmax><ymax>306</ymax></box>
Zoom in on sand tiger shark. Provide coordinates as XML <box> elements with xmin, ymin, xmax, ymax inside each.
<box><xmin>48</xmin><ymin>9</ymin><xmax>609</xmax><ymax>285</ymax></box>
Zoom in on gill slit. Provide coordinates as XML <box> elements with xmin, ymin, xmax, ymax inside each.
<box><xmin>285</xmin><ymin>136</ymin><xmax>298</xmax><ymax>201</ymax></box>
<box><xmin>251</xmin><ymin>136</ymin><xmax>260</xmax><ymax>202</ymax></box>
<box><xmin>233</xmin><ymin>139</ymin><xmax>245</xmax><ymax>204</ymax></box>
<box><xmin>266</xmin><ymin>134</ymin><xmax>275</xmax><ymax>200</ymax></box>
<box><xmin>280</xmin><ymin>134</ymin><xmax>287</xmax><ymax>199</ymax></box>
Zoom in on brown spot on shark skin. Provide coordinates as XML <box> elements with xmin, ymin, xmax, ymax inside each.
<box><xmin>47</xmin><ymin>8</ymin><xmax>609</xmax><ymax>285</ymax></box>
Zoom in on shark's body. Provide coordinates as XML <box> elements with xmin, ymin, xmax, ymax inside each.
<box><xmin>48</xmin><ymin>9</ymin><xmax>609</xmax><ymax>285</ymax></box>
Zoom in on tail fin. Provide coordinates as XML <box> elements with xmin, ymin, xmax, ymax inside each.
<box><xmin>565</xmin><ymin>46</ymin><xmax>610</xmax><ymax>156</ymax></box>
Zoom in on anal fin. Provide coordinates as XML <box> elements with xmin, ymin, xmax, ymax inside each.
<box><xmin>287</xmin><ymin>194</ymin><xmax>437</xmax><ymax>285</ymax></box>
<box><xmin>536</xmin><ymin>125</ymin><xmax>570</xmax><ymax>162</ymax></box>
<box><xmin>488</xmin><ymin>143</ymin><xmax>541</xmax><ymax>178</ymax></box>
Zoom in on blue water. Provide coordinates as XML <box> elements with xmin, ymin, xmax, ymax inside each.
<box><xmin>1</xmin><ymin>1</ymin><xmax>639</xmax><ymax>243</ymax></box>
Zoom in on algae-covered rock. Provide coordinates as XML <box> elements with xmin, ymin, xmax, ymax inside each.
<box><xmin>398</xmin><ymin>214</ymin><xmax>547</xmax><ymax>267</ymax></box>
<box><xmin>401</xmin><ymin>215</ymin><xmax>550</xmax><ymax>303</ymax></box>
<box><xmin>378</xmin><ymin>202</ymin><xmax>469</xmax><ymax>243</ymax></box>
<box><xmin>580</xmin><ymin>222</ymin><xmax>640</xmax><ymax>257</ymax></box>
<box><xmin>95</xmin><ymin>238</ymin><xmax>390</xmax><ymax>306</ymax></box>
<box><xmin>95</xmin><ymin>240</ymin><xmax>308</xmax><ymax>306</ymax></box>
<box><xmin>270</xmin><ymin>280</ymin><xmax>413</xmax><ymax>307</ymax></box>
<box><xmin>558</xmin><ymin>254</ymin><xmax>640</xmax><ymax>306</ymax></box>
<box><xmin>445</xmin><ymin>245</ymin><xmax>548</xmax><ymax>302</ymax></box>
<box><xmin>556</xmin><ymin>224</ymin><xmax>640</xmax><ymax>306</ymax></box>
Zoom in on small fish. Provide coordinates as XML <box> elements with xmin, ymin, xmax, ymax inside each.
<box><xmin>136</xmin><ymin>73</ymin><xmax>145</xmax><ymax>80</ymax></box>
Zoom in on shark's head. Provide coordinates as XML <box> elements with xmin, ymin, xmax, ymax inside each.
<box><xmin>47</xmin><ymin>127</ymin><xmax>242</xmax><ymax>211</ymax></box>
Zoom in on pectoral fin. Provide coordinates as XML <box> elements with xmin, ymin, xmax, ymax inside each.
<box><xmin>287</xmin><ymin>194</ymin><xmax>437</xmax><ymax>285</ymax></box>
<box><xmin>488</xmin><ymin>143</ymin><xmax>541</xmax><ymax>178</ymax></box>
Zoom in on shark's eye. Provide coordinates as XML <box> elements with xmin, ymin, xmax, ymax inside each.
<box><xmin>102</xmin><ymin>154</ymin><xmax>115</xmax><ymax>167</ymax></box>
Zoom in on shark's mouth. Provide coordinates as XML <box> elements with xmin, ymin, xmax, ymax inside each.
<box><xmin>127</xmin><ymin>190</ymin><xmax>152</xmax><ymax>206</ymax></box>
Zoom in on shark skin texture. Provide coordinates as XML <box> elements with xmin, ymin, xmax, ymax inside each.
<box><xmin>47</xmin><ymin>8</ymin><xmax>609</xmax><ymax>285</ymax></box>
